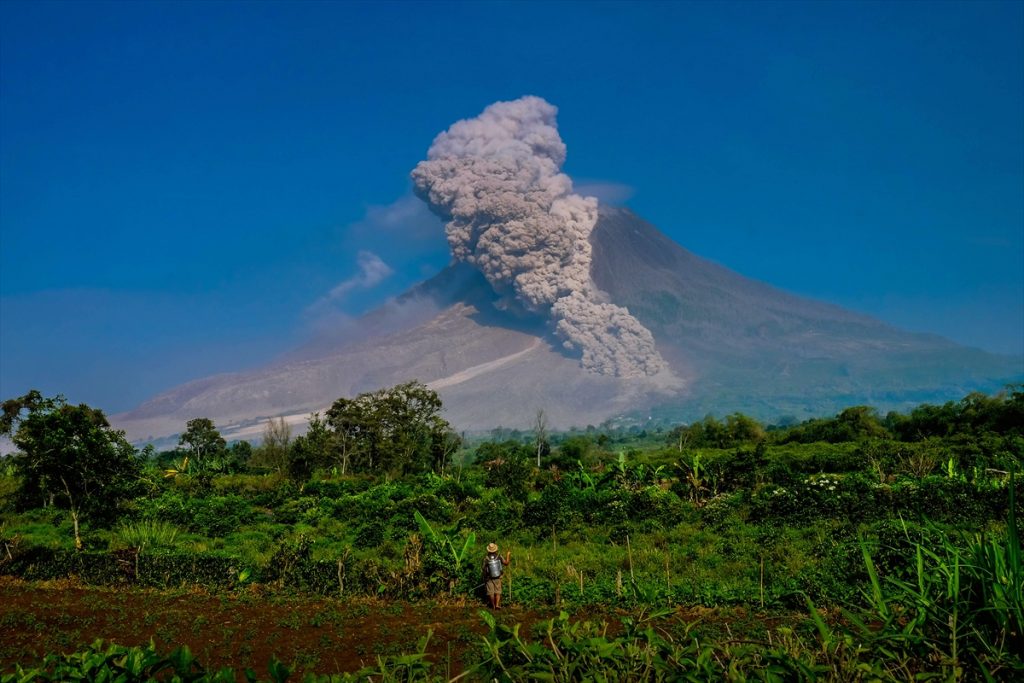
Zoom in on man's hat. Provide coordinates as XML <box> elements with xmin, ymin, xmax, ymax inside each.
<box><xmin>487</xmin><ymin>542</ymin><xmax>498</xmax><ymax>553</ymax></box>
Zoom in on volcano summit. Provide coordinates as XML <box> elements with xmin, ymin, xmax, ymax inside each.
<box><xmin>114</xmin><ymin>97</ymin><xmax>1021</xmax><ymax>443</ymax></box>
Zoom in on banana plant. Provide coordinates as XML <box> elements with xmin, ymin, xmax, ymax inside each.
<box><xmin>677</xmin><ymin>454</ymin><xmax>712</xmax><ymax>507</ymax></box>
<box><xmin>162</xmin><ymin>456</ymin><xmax>189</xmax><ymax>479</ymax></box>
<box><xmin>571</xmin><ymin>460</ymin><xmax>597</xmax><ymax>490</ymax></box>
<box><xmin>414</xmin><ymin>511</ymin><xmax>476</xmax><ymax>575</ymax></box>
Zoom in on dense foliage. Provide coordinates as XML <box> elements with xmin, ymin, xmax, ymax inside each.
<box><xmin>1</xmin><ymin>384</ymin><xmax>1022</xmax><ymax>678</ymax></box>
<box><xmin>0</xmin><ymin>391</ymin><xmax>141</xmax><ymax>549</ymax></box>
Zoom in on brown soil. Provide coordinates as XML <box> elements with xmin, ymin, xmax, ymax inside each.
<box><xmin>0</xmin><ymin>577</ymin><xmax>796</xmax><ymax>677</ymax></box>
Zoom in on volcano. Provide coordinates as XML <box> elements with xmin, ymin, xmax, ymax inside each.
<box><xmin>114</xmin><ymin>205</ymin><xmax>1021</xmax><ymax>444</ymax></box>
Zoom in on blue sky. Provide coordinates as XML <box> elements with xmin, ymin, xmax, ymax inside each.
<box><xmin>1</xmin><ymin>0</ymin><xmax>1022</xmax><ymax>414</ymax></box>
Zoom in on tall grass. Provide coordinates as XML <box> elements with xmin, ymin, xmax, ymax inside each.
<box><xmin>112</xmin><ymin>519</ymin><xmax>181</xmax><ymax>551</ymax></box>
<box><xmin>840</xmin><ymin>472</ymin><xmax>1023</xmax><ymax>679</ymax></box>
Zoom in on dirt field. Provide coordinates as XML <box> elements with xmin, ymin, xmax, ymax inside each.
<box><xmin>0</xmin><ymin>576</ymin><xmax>794</xmax><ymax>677</ymax></box>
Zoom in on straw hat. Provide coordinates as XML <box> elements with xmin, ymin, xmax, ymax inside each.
<box><xmin>487</xmin><ymin>542</ymin><xmax>498</xmax><ymax>553</ymax></box>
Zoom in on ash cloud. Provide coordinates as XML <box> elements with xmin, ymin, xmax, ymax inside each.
<box><xmin>411</xmin><ymin>96</ymin><xmax>667</xmax><ymax>378</ymax></box>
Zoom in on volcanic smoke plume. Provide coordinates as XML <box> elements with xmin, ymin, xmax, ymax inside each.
<box><xmin>411</xmin><ymin>96</ymin><xmax>667</xmax><ymax>378</ymax></box>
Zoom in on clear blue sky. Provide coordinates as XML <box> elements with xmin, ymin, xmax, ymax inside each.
<box><xmin>2</xmin><ymin>0</ymin><xmax>1022</xmax><ymax>413</ymax></box>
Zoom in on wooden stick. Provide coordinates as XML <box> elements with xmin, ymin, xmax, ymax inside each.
<box><xmin>626</xmin><ymin>534</ymin><xmax>635</xmax><ymax>581</ymax></box>
<box><xmin>759</xmin><ymin>555</ymin><xmax>765</xmax><ymax>609</ymax></box>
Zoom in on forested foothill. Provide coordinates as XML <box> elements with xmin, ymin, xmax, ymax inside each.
<box><xmin>1</xmin><ymin>384</ymin><xmax>1021</xmax><ymax>680</ymax></box>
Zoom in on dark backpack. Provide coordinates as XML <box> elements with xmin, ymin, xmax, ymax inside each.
<box><xmin>485</xmin><ymin>555</ymin><xmax>503</xmax><ymax>579</ymax></box>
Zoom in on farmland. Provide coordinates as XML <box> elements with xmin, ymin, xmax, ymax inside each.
<box><xmin>0</xmin><ymin>386</ymin><xmax>1021</xmax><ymax>680</ymax></box>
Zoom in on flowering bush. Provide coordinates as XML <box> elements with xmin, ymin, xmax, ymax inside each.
<box><xmin>749</xmin><ymin>473</ymin><xmax>880</xmax><ymax>523</ymax></box>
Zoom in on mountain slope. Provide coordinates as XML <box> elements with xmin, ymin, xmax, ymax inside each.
<box><xmin>590</xmin><ymin>208</ymin><xmax>1019</xmax><ymax>418</ymax></box>
<box><xmin>114</xmin><ymin>207</ymin><xmax>1021</xmax><ymax>442</ymax></box>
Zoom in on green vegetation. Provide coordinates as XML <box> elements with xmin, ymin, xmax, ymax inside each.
<box><xmin>1</xmin><ymin>384</ymin><xmax>1022</xmax><ymax>679</ymax></box>
<box><xmin>0</xmin><ymin>390</ymin><xmax>141</xmax><ymax>549</ymax></box>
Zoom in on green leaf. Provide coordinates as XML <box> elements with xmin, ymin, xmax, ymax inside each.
<box><xmin>267</xmin><ymin>657</ymin><xmax>290</xmax><ymax>683</ymax></box>
<box><xmin>414</xmin><ymin>510</ymin><xmax>441</xmax><ymax>547</ymax></box>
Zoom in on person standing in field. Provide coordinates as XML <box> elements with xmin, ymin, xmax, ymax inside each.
<box><xmin>482</xmin><ymin>542</ymin><xmax>511</xmax><ymax>609</ymax></box>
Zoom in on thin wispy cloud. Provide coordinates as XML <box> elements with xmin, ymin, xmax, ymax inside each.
<box><xmin>336</xmin><ymin>192</ymin><xmax>451</xmax><ymax>289</ymax></box>
<box><xmin>311</xmin><ymin>250</ymin><xmax>394</xmax><ymax>312</ymax></box>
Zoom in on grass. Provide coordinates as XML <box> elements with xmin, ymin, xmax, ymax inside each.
<box><xmin>111</xmin><ymin>519</ymin><xmax>181</xmax><ymax>550</ymax></box>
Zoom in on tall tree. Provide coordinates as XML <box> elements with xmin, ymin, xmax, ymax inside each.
<box><xmin>286</xmin><ymin>413</ymin><xmax>334</xmax><ymax>482</ymax></box>
<box><xmin>178</xmin><ymin>418</ymin><xmax>226</xmax><ymax>470</ymax></box>
<box><xmin>534</xmin><ymin>408</ymin><xmax>549</xmax><ymax>467</ymax></box>
<box><xmin>254</xmin><ymin>416</ymin><xmax>291</xmax><ymax>473</ymax></box>
<box><xmin>326</xmin><ymin>381</ymin><xmax>455</xmax><ymax>475</ymax></box>
<box><xmin>1</xmin><ymin>391</ymin><xmax>141</xmax><ymax>549</ymax></box>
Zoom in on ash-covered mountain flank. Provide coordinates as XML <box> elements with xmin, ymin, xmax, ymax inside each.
<box><xmin>115</xmin><ymin>205</ymin><xmax>1019</xmax><ymax>443</ymax></box>
<box><xmin>113</xmin><ymin>97</ymin><xmax>1021</xmax><ymax>442</ymax></box>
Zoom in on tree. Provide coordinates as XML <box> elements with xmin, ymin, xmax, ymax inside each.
<box><xmin>725</xmin><ymin>413</ymin><xmax>766</xmax><ymax>444</ymax></box>
<box><xmin>533</xmin><ymin>408</ymin><xmax>549</xmax><ymax>467</ymax></box>
<box><xmin>326</xmin><ymin>381</ymin><xmax>455</xmax><ymax>475</ymax></box>
<box><xmin>253</xmin><ymin>417</ymin><xmax>291</xmax><ymax>472</ymax></box>
<box><xmin>432</xmin><ymin>428</ymin><xmax>463</xmax><ymax>476</ymax></box>
<box><xmin>224</xmin><ymin>440</ymin><xmax>253</xmax><ymax>473</ymax></box>
<box><xmin>286</xmin><ymin>413</ymin><xmax>333</xmax><ymax>482</ymax></box>
<box><xmin>325</xmin><ymin>398</ymin><xmax>367</xmax><ymax>476</ymax></box>
<box><xmin>1</xmin><ymin>391</ymin><xmax>141</xmax><ymax>549</ymax></box>
<box><xmin>178</xmin><ymin>418</ymin><xmax>226</xmax><ymax>470</ymax></box>
<box><xmin>477</xmin><ymin>440</ymin><xmax>533</xmax><ymax>499</ymax></box>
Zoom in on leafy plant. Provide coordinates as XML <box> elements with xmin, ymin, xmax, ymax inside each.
<box><xmin>414</xmin><ymin>510</ymin><xmax>476</xmax><ymax>593</ymax></box>
<box><xmin>112</xmin><ymin>519</ymin><xmax>181</xmax><ymax>551</ymax></box>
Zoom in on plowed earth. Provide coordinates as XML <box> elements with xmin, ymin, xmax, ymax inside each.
<box><xmin>0</xmin><ymin>577</ymin><xmax>793</xmax><ymax>678</ymax></box>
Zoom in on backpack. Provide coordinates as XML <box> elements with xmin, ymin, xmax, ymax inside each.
<box><xmin>485</xmin><ymin>554</ymin><xmax>503</xmax><ymax>579</ymax></box>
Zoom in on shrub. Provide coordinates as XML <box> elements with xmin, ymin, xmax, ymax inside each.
<box><xmin>391</xmin><ymin>493</ymin><xmax>454</xmax><ymax>530</ymax></box>
<box><xmin>890</xmin><ymin>476</ymin><xmax>992</xmax><ymax>523</ymax></box>
<box><xmin>472</xmin><ymin>490</ymin><xmax>525</xmax><ymax>534</ymax></box>
<box><xmin>353</xmin><ymin>519</ymin><xmax>388</xmax><ymax>549</ymax></box>
<box><xmin>478</xmin><ymin>441</ymin><xmax>534</xmax><ymax>499</ymax></box>
<box><xmin>302</xmin><ymin>477</ymin><xmax>372</xmax><ymax>499</ymax></box>
<box><xmin>523</xmin><ymin>483</ymin><xmax>582</xmax><ymax>530</ymax></box>
<box><xmin>211</xmin><ymin>473</ymin><xmax>296</xmax><ymax>507</ymax></box>
<box><xmin>136</xmin><ymin>490</ymin><xmax>254</xmax><ymax>537</ymax></box>
<box><xmin>430</xmin><ymin>476</ymin><xmax>480</xmax><ymax>504</ymax></box>
<box><xmin>273</xmin><ymin>496</ymin><xmax>322</xmax><ymax>525</ymax></box>
<box><xmin>111</xmin><ymin>519</ymin><xmax>181</xmax><ymax>550</ymax></box>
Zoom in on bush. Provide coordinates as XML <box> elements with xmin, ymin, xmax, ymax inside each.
<box><xmin>391</xmin><ymin>493</ymin><xmax>454</xmax><ymax>530</ymax></box>
<box><xmin>478</xmin><ymin>441</ymin><xmax>534</xmax><ymax>499</ymax></box>
<box><xmin>111</xmin><ymin>519</ymin><xmax>181</xmax><ymax>550</ymax></box>
<box><xmin>302</xmin><ymin>477</ymin><xmax>372</xmax><ymax>499</ymax></box>
<box><xmin>0</xmin><ymin>546</ymin><xmax>244</xmax><ymax>588</ymax></box>
<box><xmin>272</xmin><ymin>496</ymin><xmax>324</xmax><ymax>526</ymax></box>
<box><xmin>140</xmin><ymin>492</ymin><xmax>254</xmax><ymax>537</ymax></box>
<box><xmin>890</xmin><ymin>476</ymin><xmax>996</xmax><ymax>523</ymax></box>
<box><xmin>523</xmin><ymin>483</ymin><xmax>582</xmax><ymax>531</ymax></box>
<box><xmin>750</xmin><ymin>473</ymin><xmax>881</xmax><ymax>524</ymax></box>
<box><xmin>431</xmin><ymin>476</ymin><xmax>480</xmax><ymax>504</ymax></box>
<box><xmin>472</xmin><ymin>490</ymin><xmax>525</xmax><ymax>534</ymax></box>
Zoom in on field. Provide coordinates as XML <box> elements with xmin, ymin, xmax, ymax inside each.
<box><xmin>0</xmin><ymin>576</ymin><xmax>805</xmax><ymax>678</ymax></box>
<box><xmin>1</xmin><ymin>388</ymin><xmax>1022</xmax><ymax>680</ymax></box>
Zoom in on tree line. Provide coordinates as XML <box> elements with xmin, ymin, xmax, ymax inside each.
<box><xmin>665</xmin><ymin>388</ymin><xmax>1023</xmax><ymax>449</ymax></box>
<box><xmin>1</xmin><ymin>382</ymin><xmax>1021</xmax><ymax>552</ymax></box>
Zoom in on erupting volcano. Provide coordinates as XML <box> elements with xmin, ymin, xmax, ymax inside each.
<box><xmin>114</xmin><ymin>97</ymin><xmax>1021</xmax><ymax>443</ymax></box>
